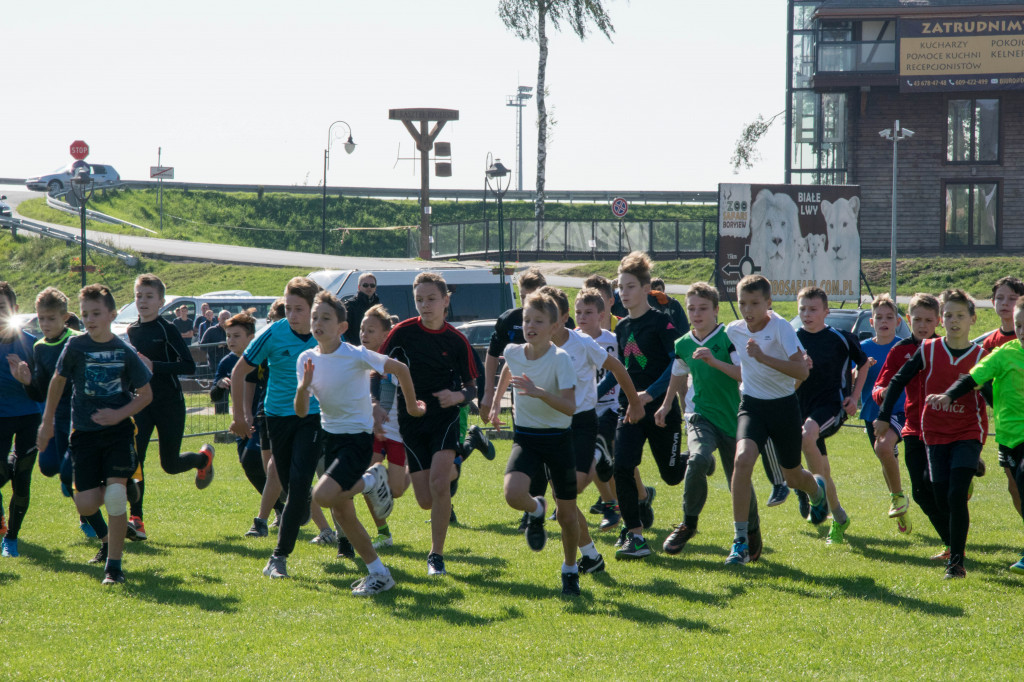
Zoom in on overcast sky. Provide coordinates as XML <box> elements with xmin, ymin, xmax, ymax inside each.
<box><xmin>4</xmin><ymin>0</ymin><xmax>787</xmax><ymax>193</ymax></box>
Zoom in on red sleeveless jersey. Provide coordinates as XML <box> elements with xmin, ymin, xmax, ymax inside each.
<box><xmin>873</xmin><ymin>337</ymin><xmax>926</xmax><ymax>437</ymax></box>
<box><xmin>920</xmin><ymin>338</ymin><xmax>987</xmax><ymax>446</ymax></box>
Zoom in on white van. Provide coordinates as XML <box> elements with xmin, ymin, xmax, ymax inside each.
<box><xmin>112</xmin><ymin>290</ymin><xmax>278</xmax><ymax>339</ymax></box>
<box><xmin>307</xmin><ymin>266</ymin><xmax>515</xmax><ymax>324</ymax></box>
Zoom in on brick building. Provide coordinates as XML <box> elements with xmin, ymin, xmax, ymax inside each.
<box><xmin>786</xmin><ymin>0</ymin><xmax>1024</xmax><ymax>254</ymax></box>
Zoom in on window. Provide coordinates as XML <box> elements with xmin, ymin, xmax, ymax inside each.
<box><xmin>947</xmin><ymin>99</ymin><xmax>999</xmax><ymax>163</ymax></box>
<box><xmin>944</xmin><ymin>182</ymin><xmax>999</xmax><ymax>249</ymax></box>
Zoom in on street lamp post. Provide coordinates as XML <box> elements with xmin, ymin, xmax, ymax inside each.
<box><xmin>485</xmin><ymin>156</ymin><xmax>512</xmax><ymax>310</ymax></box>
<box><xmin>70</xmin><ymin>167</ymin><xmax>95</xmax><ymax>289</ymax></box>
<box><xmin>505</xmin><ymin>86</ymin><xmax>533</xmax><ymax>192</ymax></box>
<box><xmin>322</xmin><ymin>120</ymin><xmax>356</xmax><ymax>255</ymax></box>
<box><xmin>878</xmin><ymin>120</ymin><xmax>914</xmax><ymax>303</ymax></box>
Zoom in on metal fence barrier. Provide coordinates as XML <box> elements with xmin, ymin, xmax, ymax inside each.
<box><xmin>179</xmin><ymin>341</ymin><xmax>234</xmax><ymax>441</ymax></box>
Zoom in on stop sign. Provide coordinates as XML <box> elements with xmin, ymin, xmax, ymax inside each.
<box><xmin>70</xmin><ymin>140</ymin><xmax>90</xmax><ymax>160</ymax></box>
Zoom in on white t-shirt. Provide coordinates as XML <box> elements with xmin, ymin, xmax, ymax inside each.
<box><xmin>297</xmin><ymin>343</ymin><xmax>388</xmax><ymax>434</ymax></box>
<box><xmin>503</xmin><ymin>342</ymin><xmax>576</xmax><ymax>429</ymax></box>
<box><xmin>725</xmin><ymin>312</ymin><xmax>804</xmax><ymax>400</ymax></box>
<box><xmin>591</xmin><ymin>328</ymin><xmax>620</xmax><ymax>416</ymax></box>
<box><xmin>558</xmin><ymin>329</ymin><xmax>612</xmax><ymax>413</ymax></box>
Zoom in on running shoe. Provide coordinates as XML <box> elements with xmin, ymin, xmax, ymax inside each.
<box><xmin>748</xmin><ymin>526</ymin><xmax>763</xmax><ymax>562</ymax></box>
<box><xmin>598</xmin><ymin>502</ymin><xmax>621</xmax><ymax>531</ymax></box>
<box><xmin>363</xmin><ymin>463</ymin><xmax>394</xmax><ymax>519</ymax></box>
<box><xmin>263</xmin><ymin>556</ymin><xmax>289</xmax><ymax>579</ymax></box>
<box><xmin>614</xmin><ymin>526</ymin><xmax>630</xmax><ymax>548</ymax></box>
<box><xmin>351</xmin><ymin>571</ymin><xmax>396</xmax><ymax>596</ymax></box>
<box><xmin>195</xmin><ymin>443</ymin><xmax>215</xmax><ymax>490</ymax></box>
<box><xmin>589</xmin><ymin>497</ymin><xmax>604</xmax><ymax>515</ymax></box>
<box><xmin>449</xmin><ymin>458</ymin><xmax>461</xmax><ymax>498</ymax></box>
<box><xmin>245</xmin><ymin>517</ymin><xmax>269</xmax><ymax>538</ymax></box>
<box><xmin>337</xmin><ymin>536</ymin><xmax>355</xmax><ymax>559</ymax></box>
<box><xmin>796</xmin><ymin>488</ymin><xmax>810</xmax><ymax>519</ymax></box>
<box><xmin>88</xmin><ymin>544</ymin><xmax>108</xmax><ymax>564</ymax></box>
<box><xmin>270</xmin><ymin>510</ymin><xmax>281</xmax><ymax>528</ymax></box>
<box><xmin>1</xmin><ymin>538</ymin><xmax>19</xmax><ymax>557</ymax></box>
<box><xmin>807</xmin><ymin>476</ymin><xmax>829</xmax><ymax>526</ymax></box>
<box><xmin>767</xmin><ymin>484</ymin><xmax>790</xmax><ymax>508</ymax></box>
<box><xmin>561</xmin><ymin>571</ymin><xmax>581</xmax><ymax>596</ymax></box>
<box><xmin>615</xmin><ymin>533</ymin><xmax>652</xmax><ymax>559</ymax></box>
<box><xmin>372</xmin><ymin>533</ymin><xmax>394</xmax><ymax>550</ymax></box>
<box><xmin>127</xmin><ymin>516</ymin><xmax>147</xmax><ymax>541</ymax></box>
<box><xmin>639</xmin><ymin>486</ymin><xmax>656</xmax><ymax>530</ymax></box>
<box><xmin>895</xmin><ymin>513</ymin><xmax>913</xmax><ymax>535</ymax></box>
<box><xmin>310</xmin><ymin>527</ymin><xmax>338</xmax><ymax>545</ymax></box>
<box><xmin>526</xmin><ymin>499</ymin><xmax>547</xmax><ymax>551</ymax></box>
<box><xmin>578</xmin><ymin>554</ymin><xmax>606</xmax><ymax>574</ymax></box>
<box><xmin>888</xmin><ymin>492</ymin><xmax>910</xmax><ymax>518</ymax></box>
<box><xmin>826</xmin><ymin>515</ymin><xmax>851</xmax><ymax>545</ymax></box>
<box><xmin>80</xmin><ymin>521</ymin><xmax>98</xmax><ymax>539</ymax></box>
<box><xmin>102</xmin><ymin>568</ymin><xmax>126</xmax><ymax>585</ymax></box>
<box><xmin>725</xmin><ymin>540</ymin><xmax>750</xmax><ymax>565</ymax></box>
<box><xmin>662</xmin><ymin>523</ymin><xmax>696</xmax><ymax>555</ymax></box>
<box><xmin>466</xmin><ymin>424</ymin><xmax>496</xmax><ymax>460</ymax></box>
<box><xmin>1010</xmin><ymin>552</ymin><xmax>1024</xmax><ymax>575</ymax></box>
<box><xmin>944</xmin><ymin>558</ymin><xmax>967</xmax><ymax>580</ymax></box>
<box><xmin>594</xmin><ymin>436</ymin><xmax>614</xmax><ymax>482</ymax></box>
<box><xmin>517</xmin><ymin>511</ymin><xmax>530</xmax><ymax>530</ymax></box>
<box><xmin>427</xmin><ymin>552</ymin><xmax>447</xmax><ymax>576</ymax></box>
<box><xmin>930</xmin><ymin>546</ymin><xmax>951</xmax><ymax>561</ymax></box>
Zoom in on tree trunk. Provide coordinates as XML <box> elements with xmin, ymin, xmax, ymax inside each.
<box><xmin>534</xmin><ymin>0</ymin><xmax>548</xmax><ymax>222</ymax></box>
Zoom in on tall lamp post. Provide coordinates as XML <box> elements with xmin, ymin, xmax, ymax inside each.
<box><xmin>485</xmin><ymin>156</ymin><xmax>512</xmax><ymax>310</ymax></box>
<box><xmin>505</xmin><ymin>86</ymin><xmax>533</xmax><ymax>192</ymax></box>
<box><xmin>879</xmin><ymin>120</ymin><xmax>914</xmax><ymax>304</ymax></box>
<box><xmin>70</xmin><ymin>167</ymin><xmax>94</xmax><ymax>288</ymax></box>
<box><xmin>322</xmin><ymin>120</ymin><xmax>356</xmax><ymax>255</ymax></box>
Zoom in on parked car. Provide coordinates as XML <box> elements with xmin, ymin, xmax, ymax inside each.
<box><xmin>456</xmin><ymin>318</ymin><xmax>498</xmax><ymax>357</ymax></box>
<box><xmin>25</xmin><ymin>163</ymin><xmax>121</xmax><ymax>194</ymax></box>
<box><xmin>788</xmin><ymin>307</ymin><xmax>911</xmax><ymax>341</ymax></box>
<box><xmin>0</xmin><ymin>195</ymin><xmax>11</xmax><ymax>218</ymax></box>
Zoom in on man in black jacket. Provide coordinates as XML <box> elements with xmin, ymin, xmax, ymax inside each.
<box><xmin>341</xmin><ymin>272</ymin><xmax>380</xmax><ymax>345</ymax></box>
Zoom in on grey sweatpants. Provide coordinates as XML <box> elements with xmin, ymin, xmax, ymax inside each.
<box><xmin>683</xmin><ymin>413</ymin><xmax>760</xmax><ymax>532</ymax></box>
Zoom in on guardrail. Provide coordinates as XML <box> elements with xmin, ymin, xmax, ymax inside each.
<box><xmin>45</xmin><ymin>191</ymin><xmax>156</xmax><ymax>234</ymax></box>
<box><xmin>0</xmin><ymin>215</ymin><xmax>139</xmax><ymax>266</ymax></box>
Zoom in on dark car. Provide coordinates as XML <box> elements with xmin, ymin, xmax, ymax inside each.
<box><xmin>789</xmin><ymin>308</ymin><xmax>911</xmax><ymax>341</ymax></box>
<box><xmin>0</xmin><ymin>195</ymin><xmax>11</xmax><ymax>218</ymax></box>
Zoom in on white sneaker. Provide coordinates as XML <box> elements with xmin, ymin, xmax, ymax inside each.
<box><xmin>310</xmin><ymin>527</ymin><xmax>338</xmax><ymax>545</ymax></box>
<box><xmin>363</xmin><ymin>463</ymin><xmax>394</xmax><ymax>519</ymax></box>
<box><xmin>372</xmin><ymin>534</ymin><xmax>394</xmax><ymax>549</ymax></box>
<box><xmin>351</xmin><ymin>571</ymin><xmax>396</xmax><ymax>596</ymax></box>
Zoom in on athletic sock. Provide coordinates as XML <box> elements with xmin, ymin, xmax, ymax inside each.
<box><xmin>811</xmin><ymin>485</ymin><xmax>826</xmax><ymax>506</ymax></box>
<box><xmin>377</xmin><ymin>524</ymin><xmax>390</xmax><ymax>536</ymax></box>
<box><xmin>562</xmin><ymin>562</ymin><xmax>579</xmax><ymax>574</ymax></box>
<box><xmin>366</xmin><ymin>558</ymin><xmax>386</xmax><ymax>575</ymax></box>
<box><xmin>528</xmin><ymin>496</ymin><xmax>545</xmax><ymax>518</ymax></box>
<box><xmin>105</xmin><ymin>558</ymin><xmax>122</xmax><ymax>572</ymax></box>
<box><xmin>361</xmin><ymin>470</ymin><xmax>377</xmax><ymax>491</ymax></box>
<box><xmin>87</xmin><ymin>511</ymin><xmax>108</xmax><ymax>539</ymax></box>
<box><xmin>685</xmin><ymin>515</ymin><xmax>699</xmax><ymax>531</ymax></box>
<box><xmin>579</xmin><ymin>542</ymin><xmax>599</xmax><ymax>560</ymax></box>
<box><xmin>833</xmin><ymin>507</ymin><xmax>849</xmax><ymax>525</ymax></box>
<box><xmin>733</xmin><ymin>521</ymin><xmax>748</xmax><ymax>543</ymax></box>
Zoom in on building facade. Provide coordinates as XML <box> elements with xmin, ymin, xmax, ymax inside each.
<box><xmin>786</xmin><ymin>0</ymin><xmax>1024</xmax><ymax>254</ymax></box>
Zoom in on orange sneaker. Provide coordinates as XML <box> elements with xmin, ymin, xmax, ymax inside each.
<box><xmin>930</xmin><ymin>546</ymin><xmax>950</xmax><ymax>561</ymax></box>
<box><xmin>127</xmin><ymin>515</ymin><xmax>147</xmax><ymax>541</ymax></box>
<box><xmin>195</xmin><ymin>444</ymin><xmax>215</xmax><ymax>490</ymax></box>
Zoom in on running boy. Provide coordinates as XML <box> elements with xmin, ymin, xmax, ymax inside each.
<box><xmin>489</xmin><ymin>291</ymin><xmax>582</xmax><ymax>594</ymax></box>
<box><xmin>127</xmin><ymin>274</ymin><xmax>213</xmax><ymax>541</ymax></box>
<box><xmin>231</xmin><ymin>277</ymin><xmax>321</xmax><ymax>579</ymax></box>
<box><xmin>725</xmin><ymin>275</ymin><xmax>827</xmax><ymax>565</ymax></box>
<box><xmin>655</xmin><ymin>282</ymin><xmax>763</xmax><ymax>559</ymax></box>
<box><xmin>794</xmin><ymin>286</ymin><xmax>870</xmax><ymax>545</ymax></box>
<box><xmin>880</xmin><ymin>289</ymin><xmax>986</xmax><ymax>579</ymax></box>
<box><xmin>37</xmin><ymin>284</ymin><xmax>153</xmax><ymax>584</ymax></box>
<box><xmin>298</xmin><ymin>291</ymin><xmax>424</xmax><ymax>595</ymax></box>
<box><xmin>377</xmin><ymin>272</ymin><xmax>478</xmax><ymax>577</ymax></box>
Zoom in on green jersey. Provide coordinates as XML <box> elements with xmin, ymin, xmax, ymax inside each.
<box><xmin>970</xmin><ymin>339</ymin><xmax>1024</xmax><ymax>448</ymax></box>
<box><xmin>672</xmin><ymin>324</ymin><xmax>740</xmax><ymax>437</ymax></box>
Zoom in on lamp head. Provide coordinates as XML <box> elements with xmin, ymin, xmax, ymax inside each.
<box><xmin>72</xmin><ymin>167</ymin><xmax>92</xmax><ymax>185</ymax></box>
<box><xmin>486</xmin><ymin>160</ymin><xmax>510</xmax><ymax>178</ymax></box>
<box><xmin>344</xmin><ymin>136</ymin><xmax>356</xmax><ymax>154</ymax></box>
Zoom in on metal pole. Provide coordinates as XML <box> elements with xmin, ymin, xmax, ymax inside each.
<box><xmin>80</xmin><ymin>198</ymin><xmax>87</xmax><ymax>289</ymax></box>
<box><xmin>158</xmin><ymin>147</ymin><xmax>163</xmax><ymax>231</ymax></box>
<box><xmin>498</xmin><ymin>193</ymin><xmax>506</xmax><ymax>310</ymax></box>
<box><xmin>516</xmin><ymin>104</ymin><xmax>524</xmax><ymax>192</ymax></box>
<box><xmin>321</xmin><ymin>148</ymin><xmax>328</xmax><ymax>255</ymax></box>
<box><xmin>419</xmin><ymin>120</ymin><xmax>431</xmax><ymax>259</ymax></box>
<box><xmin>890</xmin><ymin>119</ymin><xmax>898</xmax><ymax>303</ymax></box>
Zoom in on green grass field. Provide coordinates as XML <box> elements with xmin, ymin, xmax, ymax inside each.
<box><xmin>2</xmin><ymin>422</ymin><xmax>1021</xmax><ymax>679</ymax></box>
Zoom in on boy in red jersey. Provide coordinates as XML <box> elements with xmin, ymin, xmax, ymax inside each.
<box><xmin>877</xmin><ymin>290</ymin><xmax>987</xmax><ymax>579</ymax></box>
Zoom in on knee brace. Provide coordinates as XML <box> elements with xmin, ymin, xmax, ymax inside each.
<box><xmin>105</xmin><ymin>483</ymin><xmax>128</xmax><ymax>516</ymax></box>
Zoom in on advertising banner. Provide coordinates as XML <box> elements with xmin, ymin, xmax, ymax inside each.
<box><xmin>717</xmin><ymin>184</ymin><xmax>861</xmax><ymax>302</ymax></box>
<box><xmin>900</xmin><ymin>15</ymin><xmax>1024</xmax><ymax>92</ymax></box>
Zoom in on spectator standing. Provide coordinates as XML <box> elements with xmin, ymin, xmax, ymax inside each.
<box><xmin>341</xmin><ymin>273</ymin><xmax>380</xmax><ymax>346</ymax></box>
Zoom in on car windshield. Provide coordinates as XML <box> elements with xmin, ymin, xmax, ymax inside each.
<box><xmin>114</xmin><ymin>302</ymin><xmax>138</xmax><ymax>324</ymax></box>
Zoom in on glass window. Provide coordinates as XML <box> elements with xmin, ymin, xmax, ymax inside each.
<box><xmin>947</xmin><ymin>99</ymin><xmax>999</xmax><ymax>163</ymax></box>
<box><xmin>792</xmin><ymin>2</ymin><xmax>820</xmax><ymax>31</ymax></box>
<box><xmin>944</xmin><ymin>182</ymin><xmax>999</xmax><ymax>249</ymax></box>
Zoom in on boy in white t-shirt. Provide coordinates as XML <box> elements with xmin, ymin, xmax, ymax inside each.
<box><xmin>295</xmin><ymin>291</ymin><xmax>424</xmax><ymax>595</ymax></box>
<box><xmin>724</xmin><ymin>275</ymin><xmax>827</xmax><ymax>565</ymax></box>
<box><xmin>489</xmin><ymin>292</ymin><xmax>582</xmax><ymax>596</ymax></box>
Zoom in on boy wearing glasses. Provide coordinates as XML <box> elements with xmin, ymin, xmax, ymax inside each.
<box><xmin>342</xmin><ymin>273</ymin><xmax>380</xmax><ymax>346</ymax></box>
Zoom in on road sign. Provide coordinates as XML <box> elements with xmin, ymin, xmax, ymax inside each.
<box><xmin>150</xmin><ymin>166</ymin><xmax>174</xmax><ymax>179</ymax></box>
<box><xmin>70</xmin><ymin>140</ymin><xmax>89</xmax><ymax>160</ymax></box>
<box><xmin>611</xmin><ymin>197</ymin><xmax>629</xmax><ymax>219</ymax></box>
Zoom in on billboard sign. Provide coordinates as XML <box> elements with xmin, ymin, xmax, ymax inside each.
<box><xmin>900</xmin><ymin>15</ymin><xmax>1024</xmax><ymax>92</ymax></box>
<box><xmin>717</xmin><ymin>184</ymin><xmax>861</xmax><ymax>302</ymax></box>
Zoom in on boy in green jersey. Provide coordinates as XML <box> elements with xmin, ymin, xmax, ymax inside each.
<box><xmin>655</xmin><ymin>283</ymin><xmax>762</xmax><ymax>560</ymax></box>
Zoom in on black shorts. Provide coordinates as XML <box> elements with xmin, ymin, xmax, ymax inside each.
<box><xmin>322</xmin><ymin>431</ymin><xmax>374</xmax><ymax>491</ymax></box>
<box><xmin>736</xmin><ymin>393</ymin><xmax>803</xmax><ymax>470</ymax></box>
<box><xmin>571</xmin><ymin>409</ymin><xmax>598</xmax><ymax>474</ymax></box>
<box><xmin>926</xmin><ymin>439</ymin><xmax>983</xmax><ymax>484</ymax></box>
<box><xmin>69</xmin><ymin>420</ymin><xmax>137</xmax><ymax>492</ymax></box>
<box><xmin>399</xmin><ymin>409</ymin><xmax>461</xmax><ymax>474</ymax></box>
<box><xmin>804</xmin><ymin>403</ymin><xmax>846</xmax><ymax>455</ymax></box>
<box><xmin>506</xmin><ymin>427</ymin><xmax>576</xmax><ymax>501</ymax></box>
<box><xmin>864</xmin><ymin>413</ymin><xmax>905</xmax><ymax>448</ymax></box>
<box><xmin>257</xmin><ymin>414</ymin><xmax>270</xmax><ymax>451</ymax></box>
<box><xmin>999</xmin><ymin>442</ymin><xmax>1024</xmax><ymax>471</ymax></box>
<box><xmin>597</xmin><ymin>408</ymin><xmax>617</xmax><ymax>454</ymax></box>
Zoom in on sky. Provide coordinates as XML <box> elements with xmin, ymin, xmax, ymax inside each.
<box><xmin>3</xmin><ymin>0</ymin><xmax>787</xmax><ymax>193</ymax></box>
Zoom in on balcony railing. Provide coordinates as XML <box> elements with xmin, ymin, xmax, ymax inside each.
<box><xmin>817</xmin><ymin>41</ymin><xmax>896</xmax><ymax>74</ymax></box>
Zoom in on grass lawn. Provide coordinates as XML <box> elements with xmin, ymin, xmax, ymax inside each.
<box><xmin>2</xmin><ymin>421</ymin><xmax>1021</xmax><ymax>679</ymax></box>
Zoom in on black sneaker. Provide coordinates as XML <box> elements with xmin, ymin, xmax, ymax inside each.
<box><xmin>589</xmin><ymin>497</ymin><xmax>605</xmax><ymax>515</ymax></box>
<box><xmin>525</xmin><ymin>501</ymin><xmax>547</xmax><ymax>551</ymax></box>
<box><xmin>337</xmin><ymin>536</ymin><xmax>355</xmax><ymax>559</ymax></box>
<box><xmin>88</xmin><ymin>544</ymin><xmax>108</xmax><ymax>565</ymax></box>
<box><xmin>578</xmin><ymin>553</ymin><xmax>606</xmax><ymax>574</ymax></box>
<box><xmin>518</xmin><ymin>511</ymin><xmax>530</xmax><ymax>531</ymax></box>
<box><xmin>466</xmin><ymin>424</ymin><xmax>496</xmax><ymax>460</ymax></box>
<box><xmin>662</xmin><ymin>523</ymin><xmax>696</xmax><ymax>555</ymax></box>
<box><xmin>748</xmin><ymin>526</ymin><xmax>763</xmax><ymax>563</ymax></box>
<box><xmin>614</xmin><ymin>526</ymin><xmax>630</xmax><ymax>548</ymax></box>
<box><xmin>561</xmin><ymin>571</ymin><xmax>581</xmax><ymax>596</ymax></box>
<box><xmin>766</xmin><ymin>484</ymin><xmax>790</xmax><ymax>507</ymax></box>
<box><xmin>594</xmin><ymin>435</ymin><xmax>614</xmax><ymax>483</ymax></box>
<box><xmin>598</xmin><ymin>502</ymin><xmax>621</xmax><ymax>531</ymax></box>
<box><xmin>615</xmin><ymin>533</ymin><xmax>652</xmax><ymax>559</ymax></box>
<box><xmin>639</xmin><ymin>486</ymin><xmax>656</xmax><ymax>530</ymax></box>
<box><xmin>944</xmin><ymin>556</ymin><xmax>967</xmax><ymax>579</ymax></box>
<box><xmin>796</xmin><ymin>488</ymin><xmax>810</xmax><ymax>520</ymax></box>
<box><xmin>427</xmin><ymin>552</ymin><xmax>447</xmax><ymax>576</ymax></box>
<box><xmin>245</xmin><ymin>517</ymin><xmax>269</xmax><ymax>538</ymax></box>
<box><xmin>102</xmin><ymin>568</ymin><xmax>126</xmax><ymax>585</ymax></box>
